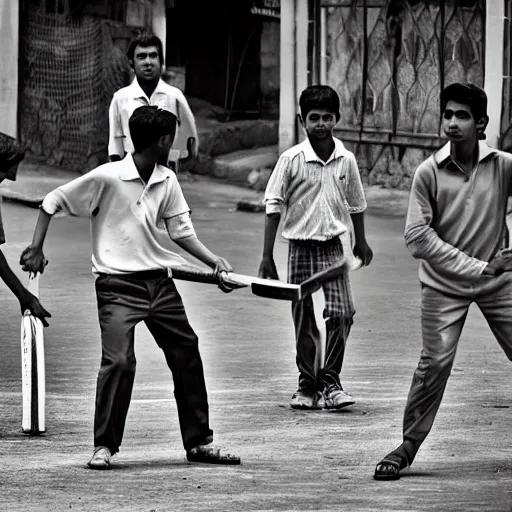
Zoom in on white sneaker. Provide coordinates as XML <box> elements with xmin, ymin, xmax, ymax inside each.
<box><xmin>324</xmin><ymin>386</ymin><xmax>355</xmax><ymax>409</ymax></box>
<box><xmin>87</xmin><ymin>446</ymin><xmax>112</xmax><ymax>470</ymax></box>
<box><xmin>290</xmin><ymin>389</ymin><xmax>325</xmax><ymax>409</ymax></box>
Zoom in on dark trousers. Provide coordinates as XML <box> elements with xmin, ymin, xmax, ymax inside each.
<box><xmin>94</xmin><ymin>271</ymin><xmax>213</xmax><ymax>454</ymax></box>
<box><xmin>400</xmin><ymin>274</ymin><xmax>512</xmax><ymax>464</ymax></box>
<box><xmin>288</xmin><ymin>239</ymin><xmax>355</xmax><ymax>390</ymax></box>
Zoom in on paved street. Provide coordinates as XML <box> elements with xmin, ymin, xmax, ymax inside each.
<box><xmin>1</xmin><ymin>181</ymin><xmax>512</xmax><ymax>512</ymax></box>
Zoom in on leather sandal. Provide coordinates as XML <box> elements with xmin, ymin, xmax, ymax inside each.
<box><xmin>374</xmin><ymin>451</ymin><xmax>410</xmax><ymax>481</ymax></box>
<box><xmin>186</xmin><ymin>444</ymin><xmax>241</xmax><ymax>465</ymax></box>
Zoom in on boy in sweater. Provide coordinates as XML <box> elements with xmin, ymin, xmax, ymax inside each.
<box><xmin>374</xmin><ymin>83</ymin><xmax>512</xmax><ymax>480</ymax></box>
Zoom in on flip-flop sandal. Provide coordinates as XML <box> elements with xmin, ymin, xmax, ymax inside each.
<box><xmin>374</xmin><ymin>458</ymin><xmax>402</xmax><ymax>480</ymax></box>
<box><xmin>374</xmin><ymin>443</ymin><xmax>413</xmax><ymax>481</ymax></box>
<box><xmin>186</xmin><ymin>446</ymin><xmax>241</xmax><ymax>465</ymax></box>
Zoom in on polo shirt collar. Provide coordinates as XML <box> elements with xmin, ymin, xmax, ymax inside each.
<box><xmin>128</xmin><ymin>77</ymin><xmax>167</xmax><ymax>101</ymax></box>
<box><xmin>128</xmin><ymin>78</ymin><xmax>180</xmax><ymax>122</ymax></box>
<box><xmin>118</xmin><ymin>153</ymin><xmax>170</xmax><ymax>186</ymax></box>
<box><xmin>434</xmin><ymin>140</ymin><xmax>497</xmax><ymax>166</ymax></box>
<box><xmin>302</xmin><ymin>137</ymin><xmax>349</xmax><ymax>164</ymax></box>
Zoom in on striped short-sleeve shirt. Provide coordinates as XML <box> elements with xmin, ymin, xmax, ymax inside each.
<box><xmin>264</xmin><ymin>137</ymin><xmax>367</xmax><ymax>241</ymax></box>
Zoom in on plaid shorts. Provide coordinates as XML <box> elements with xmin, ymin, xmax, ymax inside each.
<box><xmin>287</xmin><ymin>238</ymin><xmax>355</xmax><ymax>319</ymax></box>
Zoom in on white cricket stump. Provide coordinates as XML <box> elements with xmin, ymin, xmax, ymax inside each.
<box><xmin>21</xmin><ymin>274</ymin><xmax>46</xmax><ymax>435</ymax></box>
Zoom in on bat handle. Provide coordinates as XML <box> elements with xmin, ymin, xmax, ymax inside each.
<box><xmin>170</xmin><ymin>267</ymin><xmax>218</xmax><ymax>284</ymax></box>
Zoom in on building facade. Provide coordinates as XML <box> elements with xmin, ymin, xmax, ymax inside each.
<box><xmin>0</xmin><ymin>0</ymin><xmax>281</xmax><ymax>171</ymax></box>
<box><xmin>280</xmin><ymin>0</ymin><xmax>512</xmax><ymax>189</ymax></box>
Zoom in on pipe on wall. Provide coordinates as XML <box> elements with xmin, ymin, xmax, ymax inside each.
<box><xmin>279</xmin><ymin>0</ymin><xmax>297</xmax><ymax>153</ymax></box>
<box><xmin>485</xmin><ymin>0</ymin><xmax>505</xmax><ymax>149</ymax></box>
<box><xmin>320</xmin><ymin>6</ymin><xmax>327</xmax><ymax>84</ymax></box>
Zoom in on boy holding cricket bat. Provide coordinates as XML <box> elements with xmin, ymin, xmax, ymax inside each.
<box><xmin>0</xmin><ymin>133</ymin><xmax>50</xmax><ymax>326</ymax></box>
<box><xmin>20</xmin><ymin>106</ymin><xmax>240</xmax><ymax>469</ymax></box>
<box><xmin>259</xmin><ymin>85</ymin><xmax>373</xmax><ymax>410</ymax></box>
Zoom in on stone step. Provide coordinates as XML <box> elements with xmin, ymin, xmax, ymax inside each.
<box><xmin>202</xmin><ymin>145</ymin><xmax>279</xmax><ymax>187</ymax></box>
<box><xmin>196</xmin><ymin>118</ymin><xmax>278</xmax><ymax>157</ymax></box>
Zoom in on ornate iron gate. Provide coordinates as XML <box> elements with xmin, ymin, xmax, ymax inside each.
<box><xmin>500</xmin><ymin>0</ymin><xmax>512</xmax><ymax>152</ymax></box>
<box><xmin>320</xmin><ymin>0</ymin><xmax>485</xmax><ymax>188</ymax></box>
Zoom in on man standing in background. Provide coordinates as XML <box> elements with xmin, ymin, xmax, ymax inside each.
<box><xmin>108</xmin><ymin>34</ymin><xmax>198</xmax><ymax>172</ymax></box>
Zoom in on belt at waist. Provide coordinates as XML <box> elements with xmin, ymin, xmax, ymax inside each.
<box><xmin>101</xmin><ymin>269</ymin><xmax>168</xmax><ymax>280</ymax></box>
<box><xmin>289</xmin><ymin>237</ymin><xmax>340</xmax><ymax>248</ymax></box>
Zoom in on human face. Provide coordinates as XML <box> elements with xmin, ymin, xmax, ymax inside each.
<box><xmin>441</xmin><ymin>100</ymin><xmax>478</xmax><ymax>143</ymax></box>
<box><xmin>132</xmin><ymin>45</ymin><xmax>161</xmax><ymax>82</ymax></box>
<box><xmin>303</xmin><ymin>109</ymin><xmax>337</xmax><ymax>141</ymax></box>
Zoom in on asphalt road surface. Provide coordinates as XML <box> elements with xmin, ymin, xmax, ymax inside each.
<box><xmin>1</xmin><ymin>182</ymin><xmax>512</xmax><ymax>512</ymax></box>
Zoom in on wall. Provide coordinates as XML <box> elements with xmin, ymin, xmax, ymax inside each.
<box><xmin>126</xmin><ymin>0</ymin><xmax>151</xmax><ymax>27</ymax></box>
<box><xmin>260</xmin><ymin>19</ymin><xmax>280</xmax><ymax>119</ymax></box>
<box><xmin>0</xmin><ymin>0</ymin><xmax>19</xmax><ymax>137</ymax></box>
<box><xmin>151</xmin><ymin>0</ymin><xmax>166</xmax><ymax>66</ymax></box>
<box><xmin>18</xmin><ymin>10</ymin><xmax>131</xmax><ymax>171</ymax></box>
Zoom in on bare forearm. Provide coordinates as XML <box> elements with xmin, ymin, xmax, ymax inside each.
<box><xmin>31</xmin><ymin>209</ymin><xmax>53</xmax><ymax>249</ymax></box>
<box><xmin>0</xmin><ymin>250</ymin><xmax>25</xmax><ymax>300</ymax></box>
<box><xmin>262</xmin><ymin>213</ymin><xmax>280</xmax><ymax>258</ymax></box>
<box><xmin>173</xmin><ymin>235</ymin><xmax>220</xmax><ymax>268</ymax></box>
<box><xmin>482</xmin><ymin>264</ymin><xmax>496</xmax><ymax>276</ymax></box>
<box><xmin>350</xmin><ymin>212</ymin><xmax>367</xmax><ymax>245</ymax></box>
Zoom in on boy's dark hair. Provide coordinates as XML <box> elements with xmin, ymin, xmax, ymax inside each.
<box><xmin>129</xmin><ymin>106</ymin><xmax>177</xmax><ymax>153</ymax></box>
<box><xmin>127</xmin><ymin>34</ymin><xmax>164</xmax><ymax>66</ymax></box>
<box><xmin>0</xmin><ymin>132</ymin><xmax>25</xmax><ymax>171</ymax></box>
<box><xmin>299</xmin><ymin>85</ymin><xmax>341</xmax><ymax>122</ymax></box>
<box><xmin>441</xmin><ymin>82</ymin><xmax>489</xmax><ymax>139</ymax></box>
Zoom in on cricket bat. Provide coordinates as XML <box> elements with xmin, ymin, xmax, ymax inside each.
<box><xmin>169</xmin><ymin>257</ymin><xmax>349</xmax><ymax>301</ymax></box>
<box><xmin>20</xmin><ymin>273</ymin><xmax>45</xmax><ymax>435</ymax></box>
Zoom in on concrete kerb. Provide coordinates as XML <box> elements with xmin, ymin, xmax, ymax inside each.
<box><xmin>0</xmin><ymin>163</ymin><xmax>410</xmax><ymax>219</ymax></box>
<box><xmin>0</xmin><ymin>162</ymin><xmax>82</xmax><ymax>208</ymax></box>
<box><xmin>235</xmin><ymin>185</ymin><xmax>410</xmax><ymax>218</ymax></box>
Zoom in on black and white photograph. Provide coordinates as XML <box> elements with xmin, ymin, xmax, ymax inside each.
<box><xmin>1</xmin><ymin>0</ymin><xmax>512</xmax><ymax>510</ymax></box>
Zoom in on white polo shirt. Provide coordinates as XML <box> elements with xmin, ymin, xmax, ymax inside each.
<box><xmin>108</xmin><ymin>78</ymin><xmax>198</xmax><ymax>163</ymax></box>
<box><xmin>42</xmin><ymin>154</ymin><xmax>192</xmax><ymax>275</ymax></box>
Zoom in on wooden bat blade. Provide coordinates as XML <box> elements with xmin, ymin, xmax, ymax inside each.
<box><xmin>170</xmin><ymin>264</ymin><xmax>300</xmax><ymax>298</ymax></box>
<box><xmin>169</xmin><ymin>260</ymin><xmax>350</xmax><ymax>302</ymax></box>
<box><xmin>252</xmin><ymin>258</ymin><xmax>349</xmax><ymax>301</ymax></box>
<box><xmin>298</xmin><ymin>257</ymin><xmax>348</xmax><ymax>300</ymax></box>
<box><xmin>250</xmin><ymin>281</ymin><xmax>301</xmax><ymax>301</ymax></box>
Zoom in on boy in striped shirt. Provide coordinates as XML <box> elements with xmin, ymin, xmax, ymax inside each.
<box><xmin>259</xmin><ymin>85</ymin><xmax>373</xmax><ymax>410</ymax></box>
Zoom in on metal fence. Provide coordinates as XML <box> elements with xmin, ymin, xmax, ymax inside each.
<box><xmin>321</xmin><ymin>0</ymin><xmax>485</xmax><ymax>187</ymax></box>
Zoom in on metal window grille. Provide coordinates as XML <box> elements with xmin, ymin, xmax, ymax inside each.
<box><xmin>500</xmin><ymin>0</ymin><xmax>512</xmax><ymax>151</ymax></box>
